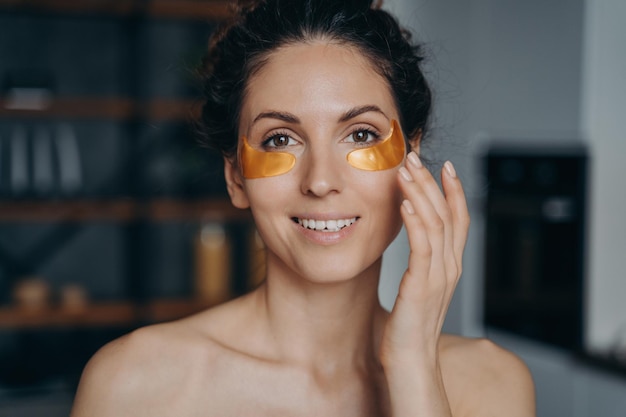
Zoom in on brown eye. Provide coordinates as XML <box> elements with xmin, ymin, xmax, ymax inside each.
<box><xmin>264</xmin><ymin>133</ymin><xmax>294</xmax><ymax>148</ymax></box>
<box><xmin>352</xmin><ymin>130</ymin><xmax>369</xmax><ymax>143</ymax></box>
<box><xmin>349</xmin><ymin>129</ymin><xmax>379</xmax><ymax>144</ymax></box>
<box><xmin>272</xmin><ymin>135</ymin><xmax>290</xmax><ymax>147</ymax></box>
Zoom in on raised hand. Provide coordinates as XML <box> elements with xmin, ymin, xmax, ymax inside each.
<box><xmin>380</xmin><ymin>151</ymin><xmax>470</xmax><ymax>416</ymax></box>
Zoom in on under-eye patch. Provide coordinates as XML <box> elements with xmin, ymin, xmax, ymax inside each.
<box><xmin>346</xmin><ymin>119</ymin><xmax>405</xmax><ymax>171</ymax></box>
<box><xmin>239</xmin><ymin>119</ymin><xmax>405</xmax><ymax>179</ymax></box>
<box><xmin>239</xmin><ymin>136</ymin><xmax>297</xmax><ymax>179</ymax></box>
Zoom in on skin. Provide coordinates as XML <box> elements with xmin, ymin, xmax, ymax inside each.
<box><xmin>70</xmin><ymin>41</ymin><xmax>535</xmax><ymax>417</ymax></box>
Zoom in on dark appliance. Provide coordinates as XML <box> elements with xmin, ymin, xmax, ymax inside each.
<box><xmin>483</xmin><ymin>143</ymin><xmax>588</xmax><ymax>350</ymax></box>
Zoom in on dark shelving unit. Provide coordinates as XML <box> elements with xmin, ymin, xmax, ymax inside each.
<box><xmin>0</xmin><ymin>1</ymin><xmax>255</xmax><ymax>408</ymax></box>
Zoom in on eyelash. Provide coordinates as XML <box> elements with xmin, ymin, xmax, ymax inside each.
<box><xmin>261</xmin><ymin>130</ymin><xmax>296</xmax><ymax>149</ymax></box>
<box><xmin>346</xmin><ymin>127</ymin><xmax>382</xmax><ymax>146</ymax></box>
<box><xmin>260</xmin><ymin>126</ymin><xmax>383</xmax><ymax>150</ymax></box>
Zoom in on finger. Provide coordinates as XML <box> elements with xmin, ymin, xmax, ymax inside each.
<box><xmin>398</xmin><ymin>154</ymin><xmax>452</xmax><ymax>272</ymax></box>
<box><xmin>398</xmin><ymin>199</ymin><xmax>433</xmax><ymax>301</ymax></box>
<box><xmin>400</xmin><ymin>198</ymin><xmax>432</xmax><ymax>277</ymax></box>
<box><xmin>399</xmin><ymin>198</ymin><xmax>449</xmax><ymax>334</ymax></box>
<box><xmin>441</xmin><ymin>161</ymin><xmax>470</xmax><ymax>269</ymax></box>
<box><xmin>397</xmin><ymin>164</ymin><xmax>446</xmax><ymax>271</ymax></box>
<box><xmin>404</xmin><ymin>153</ymin><xmax>454</xmax><ymax>230</ymax></box>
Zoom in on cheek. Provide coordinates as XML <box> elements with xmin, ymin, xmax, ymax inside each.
<box><xmin>353</xmin><ymin>169</ymin><xmax>404</xmax><ymax>228</ymax></box>
<box><xmin>356</xmin><ymin>170</ymin><xmax>404</xmax><ymax>254</ymax></box>
<box><xmin>361</xmin><ymin>168</ymin><xmax>402</xmax><ymax>200</ymax></box>
<box><xmin>243</xmin><ymin>177</ymin><xmax>296</xmax><ymax>219</ymax></box>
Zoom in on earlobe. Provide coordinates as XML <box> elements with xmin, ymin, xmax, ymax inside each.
<box><xmin>223</xmin><ymin>157</ymin><xmax>250</xmax><ymax>209</ymax></box>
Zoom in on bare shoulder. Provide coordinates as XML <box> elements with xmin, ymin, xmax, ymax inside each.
<box><xmin>70</xmin><ymin>311</ymin><xmax>226</xmax><ymax>417</ymax></box>
<box><xmin>439</xmin><ymin>334</ymin><xmax>536</xmax><ymax>417</ymax></box>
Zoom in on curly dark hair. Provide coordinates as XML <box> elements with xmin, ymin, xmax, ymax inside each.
<box><xmin>198</xmin><ymin>0</ymin><xmax>432</xmax><ymax>158</ymax></box>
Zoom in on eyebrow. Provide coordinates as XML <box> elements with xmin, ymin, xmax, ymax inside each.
<box><xmin>338</xmin><ymin>105</ymin><xmax>387</xmax><ymax>122</ymax></box>
<box><xmin>253</xmin><ymin>111</ymin><xmax>300</xmax><ymax>124</ymax></box>
<box><xmin>251</xmin><ymin>104</ymin><xmax>387</xmax><ymax>125</ymax></box>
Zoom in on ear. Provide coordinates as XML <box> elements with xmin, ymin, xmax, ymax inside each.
<box><xmin>408</xmin><ymin>129</ymin><xmax>422</xmax><ymax>154</ymax></box>
<box><xmin>223</xmin><ymin>156</ymin><xmax>250</xmax><ymax>209</ymax></box>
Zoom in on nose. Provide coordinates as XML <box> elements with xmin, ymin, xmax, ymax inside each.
<box><xmin>299</xmin><ymin>145</ymin><xmax>344</xmax><ymax>197</ymax></box>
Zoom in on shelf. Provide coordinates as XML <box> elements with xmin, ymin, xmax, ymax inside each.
<box><xmin>0</xmin><ymin>97</ymin><xmax>133</xmax><ymax>120</ymax></box>
<box><xmin>146</xmin><ymin>98</ymin><xmax>203</xmax><ymax>122</ymax></box>
<box><xmin>0</xmin><ymin>200</ymin><xmax>137</xmax><ymax>222</ymax></box>
<box><xmin>0</xmin><ymin>302</ymin><xmax>135</xmax><ymax>328</ymax></box>
<box><xmin>146</xmin><ymin>198</ymin><xmax>250</xmax><ymax>221</ymax></box>
<box><xmin>0</xmin><ymin>198</ymin><xmax>248</xmax><ymax>222</ymax></box>
<box><xmin>0</xmin><ymin>298</ymin><xmax>211</xmax><ymax>328</ymax></box>
<box><xmin>0</xmin><ymin>97</ymin><xmax>201</xmax><ymax>121</ymax></box>
<box><xmin>0</xmin><ymin>0</ymin><xmax>232</xmax><ymax>21</ymax></box>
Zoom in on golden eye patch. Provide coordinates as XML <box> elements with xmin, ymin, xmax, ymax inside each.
<box><xmin>239</xmin><ymin>136</ymin><xmax>297</xmax><ymax>179</ymax></box>
<box><xmin>346</xmin><ymin>119</ymin><xmax>405</xmax><ymax>171</ymax></box>
<box><xmin>238</xmin><ymin>119</ymin><xmax>406</xmax><ymax>179</ymax></box>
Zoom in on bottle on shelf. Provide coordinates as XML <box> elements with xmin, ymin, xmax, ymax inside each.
<box><xmin>55</xmin><ymin>123</ymin><xmax>82</xmax><ymax>196</ymax></box>
<box><xmin>12</xmin><ymin>277</ymin><xmax>52</xmax><ymax>312</ymax></box>
<box><xmin>194</xmin><ymin>222</ymin><xmax>231</xmax><ymax>306</ymax></box>
<box><xmin>32</xmin><ymin>126</ymin><xmax>55</xmax><ymax>196</ymax></box>
<box><xmin>9</xmin><ymin>125</ymin><xmax>29</xmax><ymax>197</ymax></box>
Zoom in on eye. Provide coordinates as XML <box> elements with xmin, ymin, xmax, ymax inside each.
<box><xmin>263</xmin><ymin>133</ymin><xmax>296</xmax><ymax>149</ymax></box>
<box><xmin>346</xmin><ymin>128</ymin><xmax>380</xmax><ymax>145</ymax></box>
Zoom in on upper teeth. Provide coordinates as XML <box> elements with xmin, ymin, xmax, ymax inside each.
<box><xmin>298</xmin><ymin>217</ymin><xmax>357</xmax><ymax>232</ymax></box>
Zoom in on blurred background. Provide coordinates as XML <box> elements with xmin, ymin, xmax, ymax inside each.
<box><xmin>0</xmin><ymin>1</ymin><xmax>265</xmax><ymax>415</ymax></box>
<box><xmin>378</xmin><ymin>0</ymin><xmax>626</xmax><ymax>416</ymax></box>
<box><xmin>0</xmin><ymin>0</ymin><xmax>624</xmax><ymax>416</ymax></box>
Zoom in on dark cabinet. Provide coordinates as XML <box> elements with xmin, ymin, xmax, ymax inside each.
<box><xmin>0</xmin><ymin>0</ymin><xmax>258</xmax><ymax>401</ymax></box>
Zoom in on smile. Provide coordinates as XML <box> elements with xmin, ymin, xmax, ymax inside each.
<box><xmin>294</xmin><ymin>217</ymin><xmax>358</xmax><ymax>232</ymax></box>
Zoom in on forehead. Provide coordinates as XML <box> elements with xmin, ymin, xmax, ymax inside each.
<box><xmin>241</xmin><ymin>41</ymin><xmax>397</xmax><ymax>124</ymax></box>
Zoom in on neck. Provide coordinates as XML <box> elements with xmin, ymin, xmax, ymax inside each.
<box><xmin>254</xmin><ymin>255</ymin><xmax>388</xmax><ymax>373</ymax></box>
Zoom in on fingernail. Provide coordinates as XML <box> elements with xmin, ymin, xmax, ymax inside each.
<box><xmin>402</xmin><ymin>199</ymin><xmax>415</xmax><ymax>214</ymax></box>
<box><xmin>399</xmin><ymin>166</ymin><xmax>413</xmax><ymax>182</ymax></box>
<box><xmin>407</xmin><ymin>152</ymin><xmax>422</xmax><ymax>168</ymax></box>
<box><xmin>444</xmin><ymin>161</ymin><xmax>457</xmax><ymax>178</ymax></box>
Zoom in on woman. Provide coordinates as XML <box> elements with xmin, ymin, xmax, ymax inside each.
<box><xmin>71</xmin><ymin>0</ymin><xmax>535</xmax><ymax>415</ymax></box>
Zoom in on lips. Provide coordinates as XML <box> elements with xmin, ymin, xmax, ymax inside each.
<box><xmin>294</xmin><ymin>217</ymin><xmax>358</xmax><ymax>232</ymax></box>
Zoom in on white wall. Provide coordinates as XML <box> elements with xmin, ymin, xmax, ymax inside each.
<box><xmin>580</xmin><ymin>0</ymin><xmax>626</xmax><ymax>353</ymax></box>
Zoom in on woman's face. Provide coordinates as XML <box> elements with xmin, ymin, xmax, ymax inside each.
<box><xmin>227</xmin><ymin>41</ymin><xmax>406</xmax><ymax>283</ymax></box>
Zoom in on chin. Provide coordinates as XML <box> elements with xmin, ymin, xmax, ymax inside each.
<box><xmin>294</xmin><ymin>255</ymin><xmax>382</xmax><ymax>285</ymax></box>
